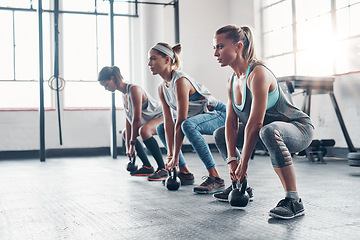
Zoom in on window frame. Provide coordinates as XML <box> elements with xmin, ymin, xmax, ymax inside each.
<box><xmin>0</xmin><ymin>0</ymin><xmax>135</xmax><ymax>110</ymax></box>
<box><xmin>261</xmin><ymin>0</ymin><xmax>360</xmax><ymax>77</ymax></box>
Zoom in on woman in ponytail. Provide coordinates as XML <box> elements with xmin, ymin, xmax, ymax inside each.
<box><xmin>213</xmin><ymin>25</ymin><xmax>313</xmax><ymax>219</ymax></box>
<box><xmin>98</xmin><ymin>66</ymin><xmax>168</xmax><ymax>181</ymax></box>
<box><xmin>148</xmin><ymin>42</ymin><xmax>227</xmax><ymax>194</ymax></box>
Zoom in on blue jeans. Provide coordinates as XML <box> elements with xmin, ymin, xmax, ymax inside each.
<box><xmin>157</xmin><ymin>101</ymin><xmax>226</xmax><ymax>170</ymax></box>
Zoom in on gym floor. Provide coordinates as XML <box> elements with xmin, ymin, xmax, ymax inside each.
<box><xmin>0</xmin><ymin>152</ymin><xmax>359</xmax><ymax>240</ymax></box>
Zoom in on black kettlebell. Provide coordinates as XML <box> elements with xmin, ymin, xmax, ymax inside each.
<box><xmin>126</xmin><ymin>154</ymin><xmax>138</xmax><ymax>172</ymax></box>
<box><xmin>228</xmin><ymin>177</ymin><xmax>249</xmax><ymax>207</ymax></box>
<box><xmin>165</xmin><ymin>168</ymin><xmax>181</xmax><ymax>191</ymax></box>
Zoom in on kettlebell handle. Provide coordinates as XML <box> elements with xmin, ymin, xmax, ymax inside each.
<box><xmin>231</xmin><ymin>176</ymin><xmax>247</xmax><ymax>191</ymax></box>
<box><xmin>132</xmin><ymin>153</ymin><xmax>136</xmax><ymax>164</ymax></box>
<box><xmin>231</xmin><ymin>181</ymin><xmax>238</xmax><ymax>190</ymax></box>
<box><xmin>172</xmin><ymin>168</ymin><xmax>177</xmax><ymax>179</ymax></box>
<box><xmin>240</xmin><ymin>176</ymin><xmax>247</xmax><ymax>194</ymax></box>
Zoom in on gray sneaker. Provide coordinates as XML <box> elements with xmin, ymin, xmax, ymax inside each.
<box><xmin>269</xmin><ymin>198</ymin><xmax>305</xmax><ymax>219</ymax></box>
<box><xmin>193</xmin><ymin>176</ymin><xmax>225</xmax><ymax>194</ymax></box>
<box><xmin>213</xmin><ymin>184</ymin><xmax>254</xmax><ymax>202</ymax></box>
<box><xmin>161</xmin><ymin>171</ymin><xmax>195</xmax><ymax>186</ymax></box>
<box><xmin>178</xmin><ymin>172</ymin><xmax>195</xmax><ymax>185</ymax></box>
<box><xmin>147</xmin><ymin>168</ymin><xmax>168</xmax><ymax>181</ymax></box>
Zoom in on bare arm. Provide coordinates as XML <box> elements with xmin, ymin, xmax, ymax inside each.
<box><xmin>158</xmin><ymin>84</ymin><xmax>175</xmax><ymax>158</ymax></box>
<box><xmin>125</xmin><ymin>118</ymin><xmax>132</xmax><ymax>157</ymax></box>
<box><xmin>172</xmin><ymin>77</ymin><xmax>191</xmax><ymax>163</ymax></box>
<box><xmin>127</xmin><ymin>85</ymin><xmax>144</xmax><ymax>157</ymax></box>
<box><xmin>225</xmin><ymin>76</ymin><xmax>239</xmax><ymax>159</ymax></box>
<box><xmin>129</xmin><ymin>85</ymin><xmax>144</xmax><ymax>143</ymax></box>
<box><xmin>235</xmin><ymin>66</ymin><xmax>271</xmax><ymax>181</ymax></box>
<box><xmin>225</xmin><ymin>76</ymin><xmax>241</xmax><ymax>181</ymax></box>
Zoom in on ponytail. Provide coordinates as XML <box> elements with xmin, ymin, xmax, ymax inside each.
<box><xmin>171</xmin><ymin>43</ymin><xmax>182</xmax><ymax>71</ymax></box>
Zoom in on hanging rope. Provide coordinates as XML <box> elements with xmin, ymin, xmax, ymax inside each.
<box><xmin>53</xmin><ymin>0</ymin><xmax>63</xmax><ymax>145</ymax></box>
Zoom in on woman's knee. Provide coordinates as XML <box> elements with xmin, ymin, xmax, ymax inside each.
<box><xmin>156</xmin><ymin>122</ymin><xmax>165</xmax><ymax>136</ymax></box>
<box><xmin>121</xmin><ymin>128</ymin><xmax>126</xmax><ymax>140</ymax></box>
<box><xmin>259</xmin><ymin>125</ymin><xmax>278</xmax><ymax>144</ymax></box>
<box><xmin>181</xmin><ymin>119</ymin><xmax>196</xmax><ymax>134</ymax></box>
<box><xmin>214</xmin><ymin>126</ymin><xmax>225</xmax><ymax>146</ymax></box>
<box><xmin>138</xmin><ymin>126</ymin><xmax>147</xmax><ymax>140</ymax></box>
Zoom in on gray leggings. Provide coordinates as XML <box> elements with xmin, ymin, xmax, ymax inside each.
<box><xmin>214</xmin><ymin>121</ymin><xmax>314</xmax><ymax>168</ymax></box>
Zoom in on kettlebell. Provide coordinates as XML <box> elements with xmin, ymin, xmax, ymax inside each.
<box><xmin>126</xmin><ymin>154</ymin><xmax>138</xmax><ymax>172</ymax></box>
<box><xmin>228</xmin><ymin>177</ymin><xmax>249</xmax><ymax>207</ymax></box>
<box><xmin>165</xmin><ymin>168</ymin><xmax>181</xmax><ymax>191</ymax></box>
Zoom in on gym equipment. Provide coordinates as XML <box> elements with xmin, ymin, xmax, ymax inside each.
<box><xmin>278</xmin><ymin>76</ymin><xmax>356</xmax><ymax>164</ymax></box>
<box><xmin>298</xmin><ymin>139</ymin><xmax>335</xmax><ymax>163</ymax></box>
<box><xmin>126</xmin><ymin>154</ymin><xmax>138</xmax><ymax>172</ymax></box>
<box><xmin>165</xmin><ymin>168</ymin><xmax>181</xmax><ymax>191</ymax></box>
<box><xmin>348</xmin><ymin>152</ymin><xmax>360</xmax><ymax>167</ymax></box>
<box><xmin>228</xmin><ymin>177</ymin><xmax>249</xmax><ymax>207</ymax></box>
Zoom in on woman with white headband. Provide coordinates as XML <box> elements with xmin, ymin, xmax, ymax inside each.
<box><xmin>148</xmin><ymin>42</ymin><xmax>227</xmax><ymax>194</ymax></box>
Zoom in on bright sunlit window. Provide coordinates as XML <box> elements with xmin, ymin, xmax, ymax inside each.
<box><xmin>0</xmin><ymin>1</ymin><xmax>52</xmax><ymax>108</ymax></box>
<box><xmin>0</xmin><ymin>0</ymin><xmax>131</xmax><ymax>109</ymax></box>
<box><xmin>262</xmin><ymin>0</ymin><xmax>360</xmax><ymax>77</ymax></box>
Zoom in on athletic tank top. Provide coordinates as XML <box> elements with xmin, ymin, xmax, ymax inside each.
<box><xmin>232</xmin><ymin>62</ymin><xmax>279</xmax><ymax>111</ymax></box>
<box><xmin>231</xmin><ymin>62</ymin><xmax>313</xmax><ymax>126</ymax></box>
<box><xmin>161</xmin><ymin>70</ymin><xmax>219</xmax><ymax>117</ymax></box>
<box><xmin>123</xmin><ymin>84</ymin><xmax>163</xmax><ymax>126</ymax></box>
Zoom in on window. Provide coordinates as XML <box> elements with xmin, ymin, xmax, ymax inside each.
<box><xmin>335</xmin><ymin>0</ymin><xmax>360</xmax><ymax>73</ymax></box>
<box><xmin>0</xmin><ymin>0</ymin><xmax>131</xmax><ymax>109</ymax></box>
<box><xmin>262</xmin><ymin>0</ymin><xmax>293</xmax><ymax>77</ymax></box>
<box><xmin>61</xmin><ymin>0</ymin><xmax>131</xmax><ymax>108</ymax></box>
<box><xmin>0</xmin><ymin>2</ymin><xmax>52</xmax><ymax>108</ymax></box>
<box><xmin>62</xmin><ymin>11</ymin><xmax>130</xmax><ymax>108</ymax></box>
<box><xmin>261</xmin><ymin>0</ymin><xmax>360</xmax><ymax>76</ymax></box>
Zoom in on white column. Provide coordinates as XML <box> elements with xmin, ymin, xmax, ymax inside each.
<box><xmin>131</xmin><ymin>1</ymin><xmax>165</xmax><ymax>99</ymax></box>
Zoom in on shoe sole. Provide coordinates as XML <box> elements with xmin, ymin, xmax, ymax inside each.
<box><xmin>161</xmin><ymin>180</ymin><xmax>194</xmax><ymax>186</ymax></box>
<box><xmin>213</xmin><ymin>196</ymin><xmax>254</xmax><ymax>202</ymax></box>
<box><xmin>193</xmin><ymin>189</ymin><xmax>225</xmax><ymax>194</ymax></box>
<box><xmin>213</xmin><ymin>196</ymin><xmax>229</xmax><ymax>202</ymax></box>
<box><xmin>269</xmin><ymin>210</ymin><xmax>305</xmax><ymax>219</ymax></box>
<box><xmin>147</xmin><ymin>177</ymin><xmax>168</xmax><ymax>181</ymax></box>
<box><xmin>180</xmin><ymin>182</ymin><xmax>195</xmax><ymax>185</ymax></box>
<box><xmin>130</xmin><ymin>173</ymin><xmax>153</xmax><ymax>176</ymax></box>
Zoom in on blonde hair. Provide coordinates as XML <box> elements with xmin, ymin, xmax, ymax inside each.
<box><xmin>216</xmin><ymin>25</ymin><xmax>257</xmax><ymax>63</ymax></box>
<box><xmin>152</xmin><ymin>42</ymin><xmax>182</xmax><ymax>71</ymax></box>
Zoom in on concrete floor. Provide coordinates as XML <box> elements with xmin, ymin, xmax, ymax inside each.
<box><xmin>0</xmin><ymin>152</ymin><xmax>360</xmax><ymax>240</ymax></box>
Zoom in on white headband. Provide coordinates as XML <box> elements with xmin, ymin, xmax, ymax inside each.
<box><xmin>152</xmin><ymin>43</ymin><xmax>174</xmax><ymax>60</ymax></box>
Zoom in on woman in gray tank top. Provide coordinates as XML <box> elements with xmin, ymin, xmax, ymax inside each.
<box><xmin>213</xmin><ymin>25</ymin><xmax>314</xmax><ymax>219</ymax></box>
<box><xmin>149</xmin><ymin>42</ymin><xmax>227</xmax><ymax>194</ymax></box>
<box><xmin>98</xmin><ymin>66</ymin><xmax>167</xmax><ymax>181</ymax></box>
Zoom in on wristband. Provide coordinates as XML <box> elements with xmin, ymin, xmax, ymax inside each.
<box><xmin>130</xmin><ymin>141</ymin><xmax>136</xmax><ymax>146</ymax></box>
<box><xmin>226</xmin><ymin>156</ymin><xmax>239</xmax><ymax>164</ymax></box>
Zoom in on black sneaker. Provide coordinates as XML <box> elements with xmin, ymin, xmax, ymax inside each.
<box><xmin>178</xmin><ymin>172</ymin><xmax>195</xmax><ymax>185</ymax></box>
<box><xmin>269</xmin><ymin>197</ymin><xmax>305</xmax><ymax>219</ymax></box>
<box><xmin>147</xmin><ymin>169</ymin><xmax>168</xmax><ymax>181</ymax></box>
<box><xmin>130</xmin><ymin>166</ymin><xmax>154</xmax><ymax>176</ymax></box>
<box><xmin>213</xmin><ymin>184</ymin><xmax>254</xmax><ymax>202</ymax></box>
<box><xmin>193</xmin><ymin>176</ymin><xmax>225</xmax><ymax>194</ymax></box>
<box><xmin>161</xmin><ymin>171</ymin><xmax>194</xmax><ymax>186</ymax></box>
